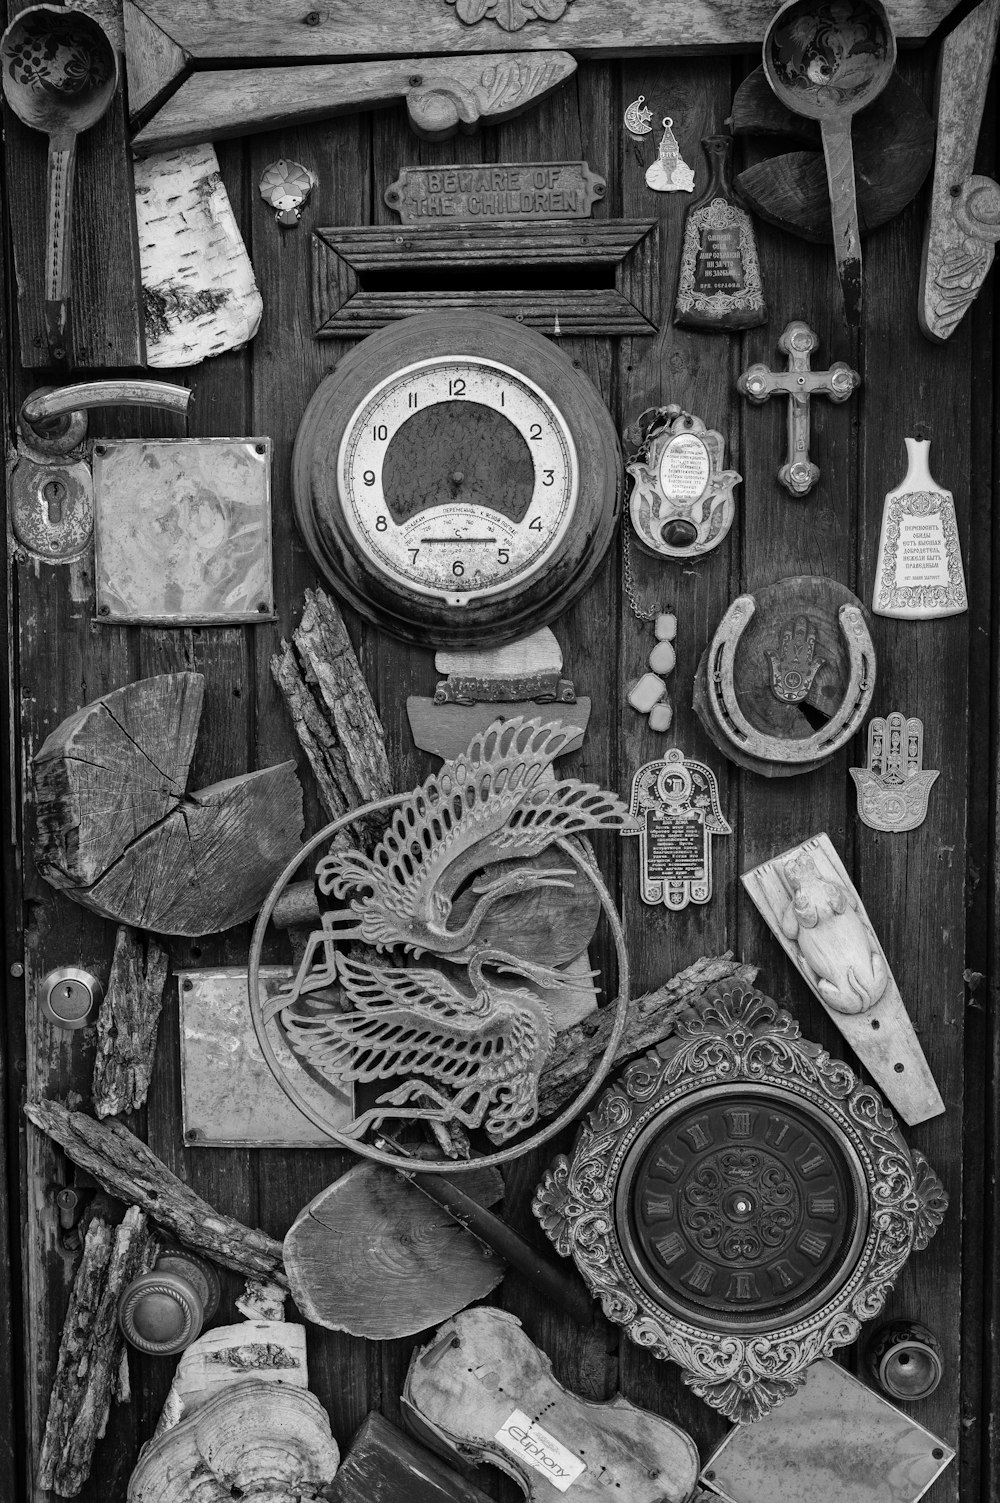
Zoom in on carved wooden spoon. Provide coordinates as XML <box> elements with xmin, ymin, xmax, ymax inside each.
<box><xmin>1</xmin><ymin>4</ymin><xmax>117</xmax><ymax>363</ymax></box>
<box><xmin>763</xmin><ymin>0</ymin><xmax>896</xmax><ymax>325</ymax></box>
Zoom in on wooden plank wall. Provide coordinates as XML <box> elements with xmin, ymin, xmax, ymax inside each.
<box><xmin>1</xmin><ymin>39</ymin><xmax>995</xmax><ymax>1503</ymax></box>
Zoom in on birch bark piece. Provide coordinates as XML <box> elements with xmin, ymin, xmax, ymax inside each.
<box><xmin>284</xmin><ymin>1162</ymin><xmax>506</xmax><ymax>1338</ymax></box>
<box><xmin>38</xmin><ymin>1205</ymin><xmax>155</xmax><ymax>1497</ymax></box>
<box><xmin>92</xmin><ymin>925</ymin><xmax>170</xmax><ymax>1118</ymax></box>
<box><xmin>32</xmin><ymin>672</ymin><xmax>304</xmax><ymax>936</ymax></box>
<box><xmin>134</xmin><ymin>143</ymin><xmax>262</xmax><ymax>368</ymax></box>
<box><xmin>24</xmin><ymin>1100</ymin><xmax>287</xmax><ymax>1285</ymax></box>
<box><xmin>155</xmin><ymin>1321</ymin><xmax>308</xmax><ymax>1436</ymax></box>
<box><xmin>128</xmin><ymin>1381</ymin><xmax>340</xmax><ymax>1503</ymax></box>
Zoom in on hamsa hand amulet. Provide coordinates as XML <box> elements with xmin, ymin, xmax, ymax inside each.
<box><xmin>850</xmin><ymin>712</ymin><xmax>938</xmax><ymax>832</ymax></box>
<box><xmin>626</xmin><ymin>749</ymin><xmax>730</xmax><ymax>908</ymax></box>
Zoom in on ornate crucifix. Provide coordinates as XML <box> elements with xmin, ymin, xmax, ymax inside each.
<box><xmin>738</xmin><ymin>320</ymin><xmax>860</xmax><ymax>497</ymax></box>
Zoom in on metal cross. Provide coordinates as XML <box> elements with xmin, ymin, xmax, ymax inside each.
<box><xmin>738</xmin><ymin>320</ymin><xmax>860</xmax><ymax>497</ymax></box>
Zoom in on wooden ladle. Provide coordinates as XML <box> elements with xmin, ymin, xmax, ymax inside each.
<box><xmin>1</xmin><ymin>4</ymin><xmax>118</xmax><ymax>363</ymax></box>
<box><xmin>763</xmin><ymin>0</ymin><xmax>896</xmax><ymax>325</ymax></box>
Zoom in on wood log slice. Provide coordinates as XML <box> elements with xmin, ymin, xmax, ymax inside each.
<box><xmin>33</xmin><ymin>673</ymin><xmax>304</xmax><ymax>935</ymax></box>
<box><xmin>731</xmin><ymin>68</ymin><xmax>934</xmax><ymax>243</ymax></box>
<box><xmin>284</xmin><ymin>1162</ymin><xmax>506</xmax><ymax>1338</ymax></box>
<box><xmin>128</xmin><ymin>1380</ymin><xmax>340</xmax><ymax>1503</ymax></box>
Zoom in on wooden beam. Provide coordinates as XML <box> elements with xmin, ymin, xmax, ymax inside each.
<box><xmin>123</xmin><ymin>0</ymin><xmax>188</xmax><ymax>119</ymax></box>
<box><xmin>121</xmin><ymin>0</ymin><xmax>962</xmax><ymax>59</ymax></box>
<box><xmin>130</xmin><ymin>53</ymin><xmax>577</xmax><ymax>154</ymax></box>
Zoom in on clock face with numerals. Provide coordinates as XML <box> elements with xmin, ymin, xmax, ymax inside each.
<box><xmin>293</xmin><ymin>312</ymin><xmax>621</xmax><ymax>646</ymax></box>
<box><xmin>619</xmin><ymin>1088</ymin><xmax>865</xmax><ymax>1328</ymax></box>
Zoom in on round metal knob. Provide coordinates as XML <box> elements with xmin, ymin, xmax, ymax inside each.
<box><xmin>119</xmin><ymin>1250</ymin><xmax>219</xmax><ymax>1355</ymax></box>
<box><xmin>866</xmin><ymin>1321</ymin><xmax>944</xmax><ymax>1401</ymax></box>
<box><xmin>38</xmin><ymin>966</ymin><xmax>103</xmax><ymax>1029</ymax></box>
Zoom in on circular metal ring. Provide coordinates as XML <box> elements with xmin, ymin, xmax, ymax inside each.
<box><xmin>248</xmin><ymin>795</ymin><xmax>630</xmax><ymax>1172</ymax></box>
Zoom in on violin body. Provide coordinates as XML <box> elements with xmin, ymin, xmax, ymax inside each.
<box><xmin>402</xmin><ymin>1307</ymin><xmax>698</xmax><ymax>1501</ymax></box>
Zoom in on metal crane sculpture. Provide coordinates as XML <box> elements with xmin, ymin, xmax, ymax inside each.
<box><xmin>269</xmin><ymin>717</ymin><xmax>637</xmax><ymax>1011</ymax></box>
<box><xmin>279</xmin><ymin>947</ymin><xmax>574</xmax><ymax>1143</ymax></box>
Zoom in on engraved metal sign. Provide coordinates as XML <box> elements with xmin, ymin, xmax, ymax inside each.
<box><xmin>850</xmin><ymin>712</ymin><xmax>938</xmax><ymax>832</ymax></box>
<box><xmin>626</xmin><ymin>748</ymin><xmax>731</xmax><ymax>908</ymax></box>
<box><xmin>384</xmin><ymin>161</ymin><xmax>606</xmax><ymax>223</ymax></box>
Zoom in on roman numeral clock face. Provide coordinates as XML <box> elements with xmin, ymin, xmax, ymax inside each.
<box><xmin>619</xmin><ymin>1089</ymin><xmax>865</xmax><ymax>1327</ymax></box>
<box><xmin>292</xmin><ymin>312</ymin><xmax>620</xmax><ymax>646</ymax></box>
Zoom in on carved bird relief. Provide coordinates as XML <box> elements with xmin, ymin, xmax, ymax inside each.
<box><xmin>279</xmin><ymin>947</ymin><xmax>564</xmax><ymax>1143</ymax></box>
<box><xmin>306</xmin><ymin>716</ymin><xmax>635</xmax><ymax>965</ymax></box>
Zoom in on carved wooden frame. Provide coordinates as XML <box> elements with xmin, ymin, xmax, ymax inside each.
<box><xmin>311</xmin><ymin>222</ymin><xmax>658</xmax><ymax>338</ymax></box>
<box><xmin>533</xmin><ymin>982</ymin><xmax>947</xmax><ymax>1423</ymax></box>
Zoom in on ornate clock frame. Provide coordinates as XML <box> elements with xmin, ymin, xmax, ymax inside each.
<box><xmin>533</xmin><ymin>982</ymin><xmax>947</xmax><ymax>1423</ymax></box>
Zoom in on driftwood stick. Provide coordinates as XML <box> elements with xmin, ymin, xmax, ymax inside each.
<box><xmin>92</xmin><ymin>926</ymin><xmax>171</xmax><ymax>1119</ymax></box>
<box><xmin>537</xmin><ymin>954</ymin><xmax>758</xmax><ymax>1118</ymax></box>
<box><xmin>24</xmin><ymin>1101</ymin><xmax>287</xmax><ymax>1286</ymax></box>
<box><xmin>38</xmin><ymin>1204</ymin><xmax>155</xmax><ymax>1497</ymax></box>
<box><xmin>271</xmin><ymin>588</ymin><xmax>391</xmax><ymax>845</ymax></box>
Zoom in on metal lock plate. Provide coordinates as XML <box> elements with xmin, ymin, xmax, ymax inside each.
<box><xmin>93</xmin><ymin>437</ymin><xmax>275</xmax><ymax>624</ymax></box>
<box><xmin>9</xmin><ymin>453</ymin><xmax>94</xmax><ymax>561</ymax></box>
<box><xmin>38</xmin><ymin>966</ymin><xmax>103</xmax><ymax>1029</ymax></box>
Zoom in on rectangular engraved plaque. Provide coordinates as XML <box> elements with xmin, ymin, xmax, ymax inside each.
<box><xmin>384</xmin><ymin>161</ymin><xmax>606</xmax><ymax>223</ymax></box>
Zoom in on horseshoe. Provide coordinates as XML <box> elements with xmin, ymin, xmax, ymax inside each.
<box><xmin>705</xmin><ymin>594</ymin><xmax>876</xmax><ymax>764</ymax></box>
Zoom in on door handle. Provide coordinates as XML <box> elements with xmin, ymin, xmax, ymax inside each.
<box><xmin>18</xmin><ymin>380</ymin><xmax>193</xmax><ymax>455</ymax></box>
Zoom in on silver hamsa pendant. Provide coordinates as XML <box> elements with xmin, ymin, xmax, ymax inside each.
<box><xmin>850</xmin><ymin>713</ymin><xmax>939</xmax><ymax>832</ymax></box>
<box><xmin>626</xmin><ymin>748</ymin><xmax>731</xmax><ymax>908</ymax></box>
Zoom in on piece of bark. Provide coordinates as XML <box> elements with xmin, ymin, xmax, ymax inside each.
<box><xmin>536</xmin><ymin>953</ymin><xmax>758</xmax><ymax>1118</ymax></box>
<box><xmin>284</xmin><ymin>1162</ymin><xmax>506</xmax><ymax>1338</ymax></box>
<box><xmin>331</xmin><ymin>1413</ymin><xmax>493</xmax><ymax>1503</ymax></box>
<box><xmin>25</xmin><ymin>1101</ymin><xmax>287</xmax><ymax>1286</ymax></box>
<box><xmin>38</xmin><ymin>1205</ymin><xmax>155</xmax><ymax>1497</ymax></box>
<box><xmin>32</xmin><ymin>672</ymin><xmax>304</xmax><ymax>936</ymax></box>
<box><xmin>271</xmin><ymin>587</ymin><xmax>391</xmax><ymax>845</ymax></box>
<box><xmin>134</xmin><ymin>143</ymin><xmax>263</xmax><ymax>368</ymax></box>
<box><xmin>128</xmin><ymin>1381</ymin><xmax>340</xmax><ymax>1503</ymax></box>
<box><xmin>155</xmin><ymin>1321</ymin><xmax>308</xmax><ymax>1436</ymax></box>
<box><xmin>236</xmin><ymin>1278</ymin><xmax>287</xmax><ymax>1322</ymax></box>
<box><xmin>92</xmin><ymin>926</ymin><xmax>171</xmax><ymax>1118</ymax></box>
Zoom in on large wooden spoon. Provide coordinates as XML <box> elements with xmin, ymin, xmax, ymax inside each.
<box><xmin>1</xmin><ymin>4</ymin><xmax>117</xmax><ymax>363</ymax></box>
<box><xmin>763</xmin><ymin>0</ymin><xmax>896</xmax><ymax>325</ymax></box>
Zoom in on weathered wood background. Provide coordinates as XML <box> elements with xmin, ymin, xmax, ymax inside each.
<box><xmin>2</xmin><ymin>26</ymin><xmax>996</xmax><ymax>1503</ymax></box>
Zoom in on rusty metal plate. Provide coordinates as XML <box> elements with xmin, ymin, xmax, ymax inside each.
<box><xmin>178</xmin><ymin>965</ymin><xmax>354</xmax><ymax>1148</ymax></box>
<box><xmin>700</xmin><ymin>1357</ymin><xmax>954</xmax><ymax>1503</ymax></box>
<box><xmin>93</xmin><ymin>437</ymin><xmax>274</xmax><ymax>623</ymax></box>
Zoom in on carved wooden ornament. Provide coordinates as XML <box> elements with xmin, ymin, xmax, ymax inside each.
<box><xmin>626</xmin><ymin>405</ymin><xmax>741</xmax><ymax>560</ymax></box>
<box><xmin>850</xmin><ymin>713</ymin><xmax>938</xmax><ymax>832</ymax></box>
<box><xmin>533</xmin><ymin>981</ymin><xmax>947</xmax><ymax>1423</ymax></box>
<box><xmin>741</xmin><ymin>833</ymin><xmax>945</xmax><ymax>1123</ymax></box>
<box><xmin>385</xmin><ymin>161</ymin><xmax>605</xmax><ymax>223</ymax></box>
<box><xmin>626</xmin><ymin>749</ymin><xmax>731</xmax><ymax>908</ymax></box>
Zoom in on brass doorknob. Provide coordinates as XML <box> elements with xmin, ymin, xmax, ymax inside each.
<box><xmin>119</xmin><ymin>1248</ymin><xmax>221</xmax><ymax>1356</ymax></box>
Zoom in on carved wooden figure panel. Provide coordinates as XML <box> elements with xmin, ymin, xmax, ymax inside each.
<box><xmin>741</xmin><ymin>833</ymin><xmax>944</xmax><ymax>1123</ymax></box>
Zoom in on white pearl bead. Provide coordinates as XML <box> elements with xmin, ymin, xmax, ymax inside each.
<box><xmin>648</xmin><ymin>700</ymin><xmax>673</xmax><ymax>733</ymax></box>
<box><xmin>648</xmin><ymin>640</ymin><xmax>676</xmax><ymax>676</ymax></box>
<box><xmin>654</xmin><ymin>612</ymin><xmax>677</xmax><ymax>642</ymax></box>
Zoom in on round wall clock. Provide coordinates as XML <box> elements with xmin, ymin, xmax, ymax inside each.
<box><xmin>533</xmin><ymin>982</ymin><xmax>947</xmax><ymax>1423</ymax></box>
<box><xmin>293</xmin><ymin>312</ymin><xmax>621</xmax><ymax>646</ymax></box>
